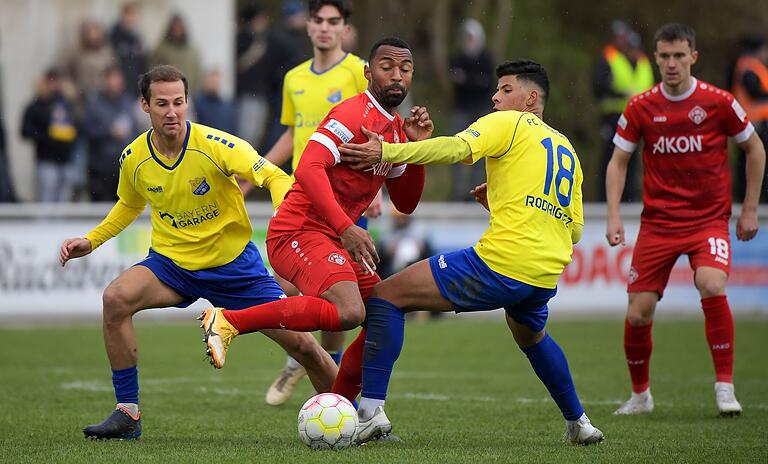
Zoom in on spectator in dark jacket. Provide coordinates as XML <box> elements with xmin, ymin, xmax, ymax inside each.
<box><xmin>110</xmin><ymin>2</ymin><xmax>148</xmax><ymax>96</ymax></box>
<box><xmin>83</xmin><ymin>65</ymin><xmax>139</xmax><ymax>201</ymax></box>
<box><xmin>194</xmin><ymin>68</ymin><xmax>236</xmax><ymax>134</ymax></box>
<box><xmin>21</xmin><ymin>69</ymin><xmax>79</xmax><ymax>202</ymax></box>
<box><xmin>448</xmin><ymin>19</ymin><xmax>496</xmax><ymax>201</ymax></box>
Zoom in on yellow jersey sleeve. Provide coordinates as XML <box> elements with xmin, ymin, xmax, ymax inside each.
<box><xmin>382</xmin><ymin>136</ymin><xmax>472</xmax><ymax>165</ymax></box>
<box><xmin>353</xmin><ymin>58</ymin><xmax>368</xmax><ymax>93</ymax></box>
<box><xmin>215</xmin><ymin>137</ymin><xmax>293</xmax><ymax>209</ymax></box>
<box><xmin>455</xmin><ymin>111</ymin><xmax>526</xmax><ymax>164</ymax></box>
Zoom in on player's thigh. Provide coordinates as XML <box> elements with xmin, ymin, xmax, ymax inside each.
<box><xmin>104</xmin><ymin>265</ymin><xmax>185</xmax><ymax>313</ymax></box>
<box><xmin>267</xmin><ymin>231</ymin><xmax>358</xmax><ymax>298</ymax></box>
<box><xmin>372</xmin><ymin>258</ymin><xmax>453</xmax><ymax>312</ymax></box>
<box><xmin>275</xmin><ymin>274</ymin><xmax>301</xmax><ymax>297</ymax></box>
<box><xmin>687</xmin><ymin>226</ymin><xmax>730</xmax><ymax>297</ymax></box>
<box><xmin>628</xmin><ymin>227</ymin><xmax>682</xmax><ymax>299</ymax></box>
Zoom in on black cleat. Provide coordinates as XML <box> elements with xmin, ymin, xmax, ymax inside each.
<box><xmin>83</xmin><ymin>407</ymin><xmax>142</xmax><ymax>440</ymax></box>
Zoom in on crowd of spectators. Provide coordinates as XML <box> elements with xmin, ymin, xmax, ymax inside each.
<box><xmin>4</xmin><ymin>5</ymin><xmax>766</xmax><ymax>204</ymax></box>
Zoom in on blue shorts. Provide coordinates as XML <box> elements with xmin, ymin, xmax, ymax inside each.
<box><xmin>428</xmin><ymin>247</ymin><xmax>557</xmax><ymax>332</ymax></box>
<box><xmin>136</xmin><ymin>241</ymin><xmax>286</xmax><ymax>310</ymax></box>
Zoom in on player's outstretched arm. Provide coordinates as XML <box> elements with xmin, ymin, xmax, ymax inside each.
<box><xmin>605</xmin><ymin>147</ymin><xmax>631</xmax><ymax>246</ymax></box>
<box><xmin>59</xmin><ymin>238</ymin><xmax>92</xmax><ymax>267</ymax></box>
<box><xmin>736</xmin><ymin>131</ymin><xmax>765</xmax><ymax>241</ymax></box>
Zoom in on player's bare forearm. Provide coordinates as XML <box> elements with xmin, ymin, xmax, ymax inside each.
<box><xmin>605</xmin><ymin>147</ymin><xmax>630</xmax><ymax>246</ymax></box>
<box><xmin>740</xmin><ymin>132</ymin><xmax>766</xmax><ymax>212</ymax></box>
<box><xmin>264</xmin><ymin>127</ymin><xmax>294</xmax><ymax>167</ymax></box>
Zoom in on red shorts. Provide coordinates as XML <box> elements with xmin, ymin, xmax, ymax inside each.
<box><xmin>628</xmin><ymin>222</ymin><xmax>731</xmax><ymax>298</ymax></box>
<box><xmin>266</xmin><ymin>230</ymin><xmax>380</xmax><ymax>300</ymax></box>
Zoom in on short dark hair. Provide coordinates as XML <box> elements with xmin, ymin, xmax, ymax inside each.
<box><xmin>368</xmin><ymin>37</ymin><xmax>412</xmax><ymax>63</ymax></box>
<box><xmin>139</xmin><ymin>65</ymin><xmax>188</xmax><ymax>102</ymax></box>
<box><xmin>496</xmin><ymin>59</ymin><xmax>549</xmax><ymax>103</ymax></box>
<box><xmin>654</xmin><ymin>23</ymin><xmax>696</xmax><ymax>50</ymax></box>
<box><xmin>308</xmin><ymin>0</ymin><xmax>351</xmax><ymax>23</ymax></box>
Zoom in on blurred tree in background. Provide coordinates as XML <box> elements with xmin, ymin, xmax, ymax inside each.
<box><xmin>240</xmin><ymin>0</ymin><xmax>768</xmax><ymax>201</ymax></box>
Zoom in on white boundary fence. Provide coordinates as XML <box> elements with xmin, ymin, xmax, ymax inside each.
<box><xmin>0</xmin><ymin>203</ymin><xmax>766</xmax><ymax>321</ymax></box>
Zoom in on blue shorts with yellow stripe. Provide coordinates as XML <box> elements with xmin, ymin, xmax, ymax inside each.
<box><xmin>428</xmin><ymin>247</ymin><xmax>556</xmax><ymax>332</ymax></box>
<box><xmin>135</xmin><ymin>241</ymin><xmax>286</xmax><ymax>310</ymax></box>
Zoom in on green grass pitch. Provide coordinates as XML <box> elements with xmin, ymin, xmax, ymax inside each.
<box><xmin>1</xmin><ymin>316</ymin><xmax>766</xmax><ymax>463</ymax></box>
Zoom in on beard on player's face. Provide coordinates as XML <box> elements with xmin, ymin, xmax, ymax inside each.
<box><xmin>377</xmin><ymin>83</ymin><xmax>408</xmax><ymax>107</ymax></box>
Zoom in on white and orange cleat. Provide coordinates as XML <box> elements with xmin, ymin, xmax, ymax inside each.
<box><xmin>198</xmin><ymin>308</ymin><xmax>239</xmax><ymax>369</ymax></box>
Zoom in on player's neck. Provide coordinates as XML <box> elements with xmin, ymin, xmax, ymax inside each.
<box><xmin>151</xmin><ymin>124</ymin><xmax>186</xmax><ymax>159</ymax></box>
<box><xmin>662</xmin><ymin>76</ymin><xmax>694</xmax><ymax>97</ymax></box>
<box><xmin>313</xmin><ymin>47</ymin><xmax>346</xmax><ymax>73</ymax></box>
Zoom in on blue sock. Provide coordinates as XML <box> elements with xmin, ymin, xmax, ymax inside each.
<box><xmin>112</xmin><ymin>366</ymin><xmax>139</xmax><ymax>405</ymax></box>
<box><xmin>361</xmin><ymin>298</ymin><xmax>405</xmax><ymax>400</ymax></box>
<box><xmin>327</xmin><ymin>349</ymin><xmax>343</xmax><ymax>366</ymax></box>
<box><xmin>521</xmin><ymin>333</ymin><xmax>584</xmax><ymax>421</ymax></box>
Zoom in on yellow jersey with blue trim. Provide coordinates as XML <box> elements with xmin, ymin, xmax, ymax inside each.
<box><xmin>85</xmin><ymin>121</ymin><xmax>292</xmax><ymax>271</ymax></box>
<box><xmin>280</xmin><ymin>53</ymin><xmax>367</xmax><ymax>172</ymax></box>
<box><xmin>382</xmin><ymin>111</ymin><xmax>584</xmax><ymax>289</ymax></box>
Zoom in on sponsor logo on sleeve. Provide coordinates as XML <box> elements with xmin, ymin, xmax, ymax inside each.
<box><xmin>324</xmin><ymin>119</ymin><xmax>354</xmax><ymax>143</ymax></box>
<box><xmin>463</xmin><ymin>128</ymin><xmax>481</xmax><ymax>138</ymax></box>
<box><xmin>731</xmin><ymin>100</ymin><xmax>747</xmax><ymax>122</ymax></box>
<box><xmin>618</xmin><ymin>114</ymin><xmax>628</xmax><ymax>130</ymax></box>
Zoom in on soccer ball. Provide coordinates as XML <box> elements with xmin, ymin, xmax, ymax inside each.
<box><xmin>297</xmin><ymin>393</ymin><xmax>358</xmax><ymax>450</ymax></box>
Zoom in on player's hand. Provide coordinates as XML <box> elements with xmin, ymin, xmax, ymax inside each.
<box><xmin>59</xmin><ymin>237</ymin><xmax>92</xmax><ymax>266</ymax></box>
<box><xmin>736</xmin><ymin>208</ymin><xmax>758</xmax><ymax>241</ymax></box>
<box><xmin>339</xmin><ymin>126</ymin><xmax>382</xmax><ymax>170</ymax></box>
<box><xmin>364</xmin><ymin>189</ymin><xmax>383</xmax><ymax>218</ymax></box>
<box><xmin>403</xmin><ymin>106</ymin><xmax>433</xmax><ymax>142</ymax></box>
<box><xmin>340</xmin><ymin>224</ymin><xmax>379</xmax><ymax>274</ymax></box>
<box><xmin>469</xmin><ymin>183</ymin><xmax>489</xmax><ymax>211</ymax></box>
<box><xmin>605</xmin><ymin>216</ymin><xmax>625</xmax><ymax>246</ymax></box>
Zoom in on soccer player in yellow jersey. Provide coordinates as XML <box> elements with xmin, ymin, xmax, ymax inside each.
<box><xmin>250</xmin><ymin>0</ymin><xmax>372</xmax><ymax>406</ymax></box>
<box><xmin>58</xmin><ymin>65</ymin><xmax>337</xmax><ymax>440</ymax></box>
<box><xmin>338</xmin><ymin>60</ymin><xmax>605</xmax><ymax>445</ymax></box>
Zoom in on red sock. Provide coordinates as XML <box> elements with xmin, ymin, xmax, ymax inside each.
<box><xmin>332</xmin><ymin>328</ymin><xmax>365</xmax><ymax>403</ymax></box>
<box><xmin>624</xmin><ymin>319</ymin><xmax>653</xmax><ymax>393</ymax></box>
<box><xmin>222</xmin><ymin>296</ymin><xmax>341</xmax><ymax>333</ymax></box>
<box><xmin>701</xmin><ymin>295</ymin><xmax>734</xmax><ymax>383</ymax></box>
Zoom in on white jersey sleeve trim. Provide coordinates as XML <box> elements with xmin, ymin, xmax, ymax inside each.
<box><xmin>731</xmin><ymin>122</ymin><xmax>754</xmax><ymax>144</ymax></box>
<box><xmin>308</xmin><ymin>132</ymin><xmax>341</xmax><ymax>164</ymax></box>
<box><xmin>386</xmin><ymin>164</ymin><xmax>407</xmax><ymax>179</ymax></box>
<box><xmin>613</xmin><ymin>133</ymin><xmax>637</xmax><ymax>153</ymax></box>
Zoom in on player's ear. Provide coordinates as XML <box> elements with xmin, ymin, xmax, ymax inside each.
<box><xmin>527</xmin><ymin>89</ymin><xmax>538</xmax><ymax>107</ymax></box>
<box><xmin>690</xmin><ymin>49</ymin><xmax>699</xmax><ymax>65</ymax></box>
<box><xmin>140</xmin><ymin>97</ymin><xmax>150</xmax><ymax>114</ymax></box>
<box><xmin>364</xmin><ymin>64</ymin><xmax>371</xmax><ymax>82</ymax></box>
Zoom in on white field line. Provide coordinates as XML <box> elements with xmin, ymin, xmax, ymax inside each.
<box><xmin>57</xmin><ymin>379</ymin><xmax>768</xmax><ymax>410</ymax></box>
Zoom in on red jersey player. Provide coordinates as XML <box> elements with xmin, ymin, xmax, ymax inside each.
<box><xmin>198</xmin><ymin>37</ymin><xmax>432</xmax><ymax>376</ymax></box>
<box><xmin>606</xmin><ymin>24</ymin><xmax>766</xmax><ymax>416</ymax></box>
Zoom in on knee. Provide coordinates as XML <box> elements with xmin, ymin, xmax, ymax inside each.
<box><xmin>695</xmin><ymin>278</ymin><xmax>725</xmax><ymax>299</ymax></box>
<box><xmin>626</xmin><ymin>312</ymin><xmax>652</xmax><ymax>326</ymax></box>
<box><xmin>336</xmin><ymin>300</ymin><xmax>365</xmax><ymax>330</ymax></box>
<box><xmin>102</xmin><ymin>284</ymin><xmax>137</xmax><ymax>322</ymax></box>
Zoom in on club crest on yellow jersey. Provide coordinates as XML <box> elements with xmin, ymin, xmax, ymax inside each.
<box><xmin>327</xmin><ymin>88</ymin><xmax>342</xmax><ymax>103</ymax></box>
<box><xmin>189</xmin><ymin>177</ymin><xmax>210</xmax><ymax>196</ymax></box>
